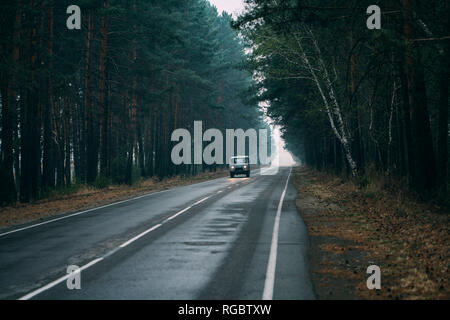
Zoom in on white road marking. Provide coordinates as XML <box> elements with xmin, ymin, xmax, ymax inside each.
<box><xmin>17</xmin><ymin>171</ymin><xmax>265</xmax><ymax>300</ymax></box>
<box><xmin>166</xmin><ymin>207</ymin><xmax>192</xmax><ymax>221</ymax></box>
<box><xmin>0</xmin><ymin>172</ymin><xmax>236</xmax><ymax>238</ymax></box>
<box><xmin>193</xmin><ymin>196</ymin><xmax>210</xmax><ymax>205</ymax></box>
<box><xmin>17</xmin><ymin>194</ymin><xmax>213</xmax><ymax>300</ymax></box>
<box><xmin>19</xmin><ymin>257</ymin><xmax>103</xmax><ymax>300</ymax></box>
<box><xmin>262</xmin><ymin>168</ymin><xmax>292</xmax><ymax>300</ymax></box>
<box><xmin>119</xmin><ymin>224</ymin><xmax>162</xmax><ymax>248</ymax></box>
<box><xmin>0</xmin><ymin>189</ymin><xmax>170</xmax><ymax>238</ymax></box>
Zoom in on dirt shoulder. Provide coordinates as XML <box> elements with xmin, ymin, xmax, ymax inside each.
<box><xmin>0</xmin><ymin>169</ymin><xmax>228</xmax><ymax>230</ymax></box>
<box><xmin>293</xmin><ymin>166</ymin><xmax>449</xmax><ymax>300</ymax></box>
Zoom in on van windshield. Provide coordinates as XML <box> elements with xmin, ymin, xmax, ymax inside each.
<box><xmin>231</xmin><ymin>158</ymin><xmax>248</xmax><ymax>164</ymax></box>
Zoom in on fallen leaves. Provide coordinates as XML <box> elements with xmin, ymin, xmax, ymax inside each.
<box><xmin>293</xmin><ymin>166</ymin><xmax>449</xmax><ymax>300</ymax></box>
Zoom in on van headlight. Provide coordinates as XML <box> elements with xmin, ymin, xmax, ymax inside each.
<box><xmin>243</xmin><ymin>165</ymin><xmax>247</xmax><ymax>170</ymax></box>
<box><xmin>230</xmin><ymin>166</ymin><xmax>235</xmax><ymax>170</ymax></box>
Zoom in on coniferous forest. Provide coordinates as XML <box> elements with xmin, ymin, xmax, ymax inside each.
<box><xmin>0</xmin><ymin>0</ymin><xmax>264</xmax><ymax>205</ymax></box>
<box><xmin>0</xmin><ymin>0</ymin><xmax>448</xmax><ymax>302</ymax></box>
<box><xmin>234</xmin><ymin>0</ymin><xmax>449</xmax><ymax>201</ymax></box>
<box><xmin>0</xmin><ymin>0</ymin><xmax>449</xmax><ymax>207</ymax></box>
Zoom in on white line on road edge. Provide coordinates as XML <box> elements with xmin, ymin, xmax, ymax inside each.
<box><xmin>18</xmin><ymin>194</ymin><xmax>213</xmax><ymax>300</ymax></box>
<box><xmin>262</xmin><ymin>167</ymin><xmax>292</xmax><ymax>300</ymax></box>
<box><xmin>2</xmin><ymin>169</ymin><xmax>260</xmax><ymax>238</ymax></box>
<box><xmin>0</xmin><ymin>189</ymin><xmax>171</xmax><ymax>238</ymax></box>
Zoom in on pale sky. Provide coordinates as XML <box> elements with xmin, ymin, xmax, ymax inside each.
<box><xmin>273</xmin><ymin>126</ymin><xmax>296</xmax><ymax>167</ymax></box>
<box><xmin>208</xmin><ymin>0</ymin><xmax>245</xmax><ymax>17</ymax></box>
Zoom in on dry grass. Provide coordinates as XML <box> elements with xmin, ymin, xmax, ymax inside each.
<box><xmin>293</xmin><ymin>166</ymin><xmax>449</xmax><ymax>300</ymax></box>
<box><xmin>0</xmin><ymin>169</ymin><xmax>228</xmax><ymax>229</ymax></box>
<box><xmin>316</xmin><ymin>268</ymin><xmax>360</xmax><ymax>279</ymax></box>
<box><xmin>319</xmin><ymin>243</ymin><xmax>370</xmax><ymax>255</ymax></box>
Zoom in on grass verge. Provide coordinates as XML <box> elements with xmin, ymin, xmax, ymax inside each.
<box><xmin>293</xmin><ymin>166</ymin><xmax>449</xmax><ymax>300</ymax></box>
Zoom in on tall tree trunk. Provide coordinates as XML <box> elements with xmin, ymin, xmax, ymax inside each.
<box><xmin>349</xmin><ymin>30</ymin><xmax>364</xmax><ymax>173</ymax></box>
<box><xmin>64</xmin><ymin>98</ymin><xmax>71</xmax><ymax>186</ymax></box>
<box><xmin>137</xmin><ymin>119</ymin><xmax>144</xmax><ymax>176</ymax></box>
<box><xmin>127</xmin><ymin>0</ymin><xmax>138</xmax><ymax>185</ymax></box>
<box><xmin>145</xmin><ymin>103</ymin><xmax>154</xmax><ymax>177</ymax></box>
<box><xmin>398</xmin><ymin>59</ymin><xmax>414</xmax><ymax>182</ymax></box>
<box><xmin>53</xmin><ymin>97</ymin><xmax>65</xmax><ymax>188</ymax></box>
<box><xmin>85</xmin><ymin>9</ymin><xmax>97</xmax><ymax>183</ymax></box>
<box><xmin>402</xmin><ymin>0</ymin><xmax>437</xmax><ymax>193</ymax></box>
<box><xmin>10</xmin><ymin>0</ymin><xmax>22</xmax><ymax>196</ymax></box>
<box><xmin>296</xmin><ymin>28</ymin><xmax>358</xmax><ymax>177</ymax></box>
<box><xmin>437</xmin><ymin>43</ymin><xmax>449</xmax><ymax>191</ymax></box>
<box><xmin>21</xmin><ymin>0</ymin><xmax>41</xmax><ymax>202</ymax></box>
<box><xmin>99</xmin><ymin>0</ymin><xmax>109</xmax><ymax>176</ymax></box>
<box><xmin>42</xmin><ymin>0</ymin><xmax>55</xmax><ymax>189</ymax></box>
<box><xmin>1</xmin><ymin>79</ymin><xmax>17</xmax><ymax>204</ymax></box>
<box><xmin>0</xmin><ymin>0</ymin><xmax>22</xmax><ymax>204</ymax></box>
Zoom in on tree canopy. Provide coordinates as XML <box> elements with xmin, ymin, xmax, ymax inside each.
<box><xmin>234</xmin><ymin>0</ymin><xmax>449</xmax><ymax>197</ymax></box>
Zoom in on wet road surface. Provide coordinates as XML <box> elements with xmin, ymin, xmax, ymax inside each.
<box><xmin>0</xmin><ymin>167</ymin><xmax>315</xmax><ymax>300</ymax></box>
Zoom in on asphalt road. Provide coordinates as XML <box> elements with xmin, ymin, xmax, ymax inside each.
<box><xmin>0</xmin><ymin>166</ymin><xmax>315</xmax><ymax>300</ymax></box>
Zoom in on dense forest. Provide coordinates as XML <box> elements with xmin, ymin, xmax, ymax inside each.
<box><xmin>0</xmin><ymin>0</ymin><xmax>448</xmax><ymax>206</ymax></box>
<box><xmin>0</xmin><ymin>0</ymin><xmax>265</xmax><ymax>205</ymax></box>
<box><xmin>235</xmin><ymin>0</ymin><xmax>449</xmax><ymax>199</ymax></box>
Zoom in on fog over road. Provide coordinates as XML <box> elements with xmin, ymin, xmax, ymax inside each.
<box><xmin>0</xmin><ymin>167</ymin><xmax>315</xmax><ymax>300</ymax></box>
